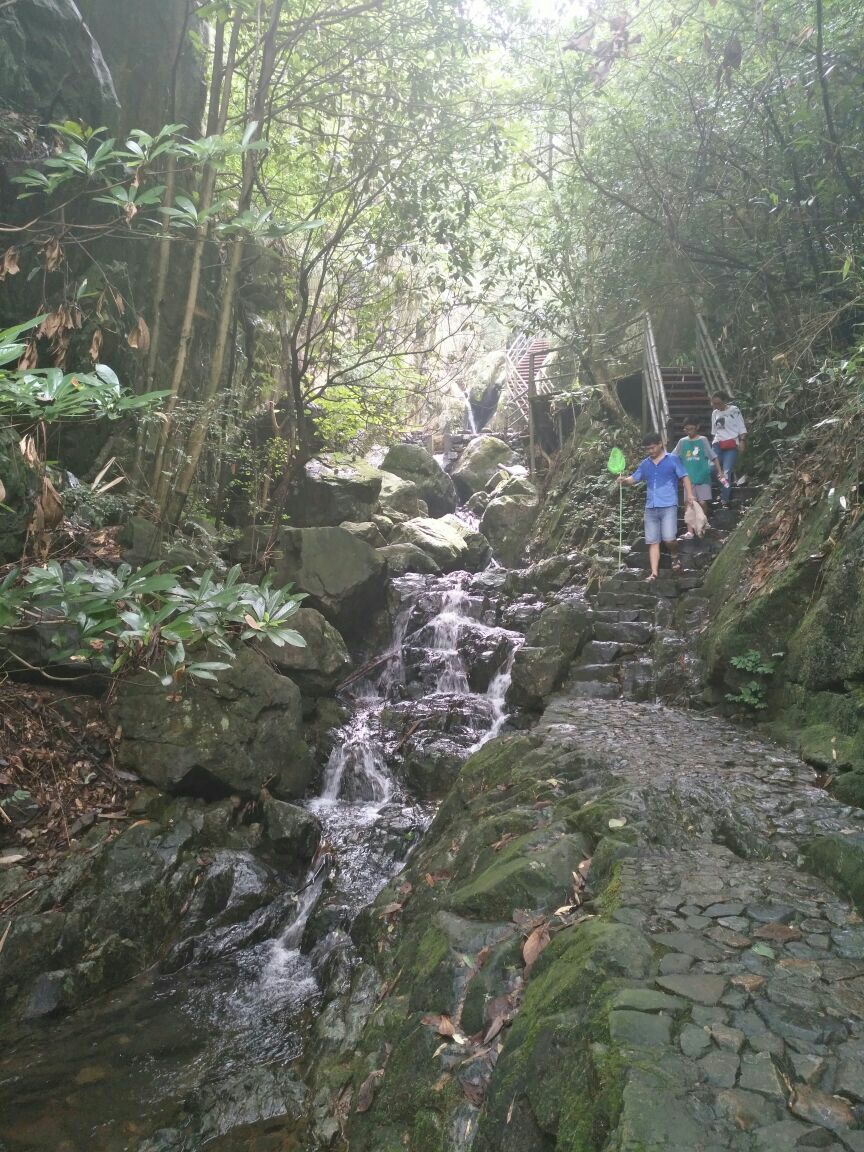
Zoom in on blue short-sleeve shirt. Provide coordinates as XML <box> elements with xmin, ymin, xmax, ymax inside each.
<box><xmin>630</xmin><ymin>452</ymin><xmax>688</xmax><ymax>508</ymax></box>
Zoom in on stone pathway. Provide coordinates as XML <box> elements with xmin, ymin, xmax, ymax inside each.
<box><xmin>530</xmin><ymin>697</ymin><xmax>864</xmax><ymax>1151</ymax></box>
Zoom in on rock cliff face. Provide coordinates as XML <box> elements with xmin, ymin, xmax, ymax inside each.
<box><xmin>0</xmin><ymin>0</ymin><xmax>118</xmax><ymax>126</ymax></box>
<box><xmin>702</xmin><ymin>478</ymin><xmax>864</xmax><ymax>811</ymax></box>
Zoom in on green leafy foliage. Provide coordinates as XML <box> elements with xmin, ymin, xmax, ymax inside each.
<box><xmin>725</xmin><ymin>650</ymin><xmax>779</xmax><ymax>710</ymax></box>
<box><xmin>0</xmin><ymin>561</ymin><xmax>306</xmax><ymax>686</ymax></box>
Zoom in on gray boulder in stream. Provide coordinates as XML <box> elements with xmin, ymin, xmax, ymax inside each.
<box><xmin>258</xmin><ymin>605</ymin><xmax>351</xmax><ymax>695</ymax></box>
<box><xmin>380</xmin><ymin>444</ymin><xmax>457</xmax><ymax>516</ymax></box>
<box><xmin>377</xmin><ymin>469</ymin><xmax>428</xmax><ymax>517</ymax></box>
<box><xmin>378</xmin><ymin>543</ymin><xmax>442</xmax><ymax>576</ymax></box>
<box><xmin>267</xmin><ymin>525</ymin><xmax>386</xmax><ymax>637</ymax></box>
<box><xmin>506</xmin><ymin>645</ymin><xmax>568</xmax><ymax>710</ymax></box>
<box><xmin>481</xmin><ymin>492</ymin><xmax>539</xmax><ymax>568</ymax></box>
<box><xmin>451</xmin><ymin>434</ymin><xmax>518</xmax><ymax>499</ymax></box>
<box><xmin>112</xmin><ymin>647</ymin><xmax>313</xmax><ymax>799</ymax></box>
<box><xmin>389</xmin><ymin>517</ymin><xmax>489</xmax><ymax>574</ymax></box>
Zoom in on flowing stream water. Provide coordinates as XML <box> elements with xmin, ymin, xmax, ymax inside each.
<box><xmin>1</xmin><ymin>567</ymin><xmax>522</xmax><ymax>1152</ymax></box>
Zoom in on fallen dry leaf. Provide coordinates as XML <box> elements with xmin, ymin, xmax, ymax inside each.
<box><xmin>522</xmin><ymin>923</ymin><xmax>551</xmax><ymax>973</ymax></box>
<box><xmin>354</xmin><ymin>1069</ymin><xmax>384</xmax><ymax>1114</ymax></box>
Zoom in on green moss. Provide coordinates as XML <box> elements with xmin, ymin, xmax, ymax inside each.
<box><xmin>596</xmin><ymin>863</ymin><xmax>623</xmax><ymax>919</ymax></box>
<box><xmin>832</xmin><ymin>769</ymin><xmax>864</xmax><ymax>810</ymax></box>
<box><xmin>801</xmin><ymin>834</ymin><xmax>864</xmax><ymax>912</ymax></box>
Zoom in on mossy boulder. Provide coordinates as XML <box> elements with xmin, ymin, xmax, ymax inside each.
<box><xmin>260</xmin><ymin>796</ymin><xmax>321</xmax><ymax>862</ymax></box>
<box><xmin>300</xmin><ymin>455</ymin><xmax>384</xmax><ymax>527</ymax></box>
<box><xmin>451</xmin><ymin>435</ymin><xmax>518</xmax><ymax>499</ymax></box>
<box><xmin>380</xmin><ymin>444</ymin><xmax>457</xmax><ymax>516</ymax></box>
<box><xmin>267</xmin><ymin>525</ymin><xmax>386</xmax><ymax>637</ymax></box>
<box><xmin>481</xmin><ymin>493</ymin><xmax>539</xmax><ymax>568</ymax></box>
<box><xmin>377</xmin><ymin>543</ymin><xmax>442</xmax><ymax>577</ymax></box>
<box><xmin>377</xmin><ymin>470</ymin><xmax>427</xmax><ymax>517</ymax></box>
<box><xmin>338</xmin><ymin>520</ymin><xmax>388</xmax><ymax>548</ymax></box>
<box><xmin>389</xmin><ymin>516</ymin><xmax>489</xmax><ymax>573</ymax></box>
<box><xmin>526</xmin><ymin>599</ymin><xmax>594</xmax><ymax>658</ymax></box>
<box><xmin>507</xmin><ymin>646</ymin><xmax>568</xmax><ymax>711</ymax></box>
<box><xmin>112</xmin><ymin>647</ymin><xmax>313</xmax><ymax>800</ymax></box>
<box><xmin>257</xmin><ymin>605</ymin><xmax>351</xmax><ymax>695</ymax></box>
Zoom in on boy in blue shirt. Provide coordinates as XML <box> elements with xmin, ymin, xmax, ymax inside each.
<box><xmin>618</xmin><ymin>432</ymin><xmax>696</xmax><ymax>581</ymax></box>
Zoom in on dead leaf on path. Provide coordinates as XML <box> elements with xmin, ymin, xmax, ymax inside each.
<box><xmin>459</xmin><ymin>1078</ymin><xmax>486</xmax><ymax>1107</ymax></box>
<box><xmin>378</xmin><ymin>902</ymin><xmax>403</xmax><ymax>917</ymax></box>
<box><xmin>432</xmin><ymin>1073</ymin><xmax>451</xmax><ymax>1093</ymax></box>
<box><xmin>354</xmin><ymin>1069</ymin><xmax>384</xmax><ymax>1113</ymax></box>
<box><xmin>512</xmin><ymin>909</ymin><xmax>545</xmax><ymax>930</ymax></box>
<box><xmin>506</xmin><ymin>1096</ymin><xmax>516</xmax><ymax>1123</ymax></box>
<box><xmin>475</xmin><ymin>945</ymin><xmax>492</xmax><ymax>969</ymax></box>
<box><xmin>397</xmin><ymin>880</ymin><xmax>412</xmax><ymax>897</ymax></box>
<box><xmin>484</xmin><ymin>994</ymin><xmax>511</xmax><ymax>1023</ymax></box>
<box><xmin>422</xmin><ymin>1013</ymin><xmax>455</xmax><ymax>1037</ymax></box>
<box><xmin>522</xmin><ymin>924</ymin><xmax>551</xmax><ymax>973</ymax></box>
<box><xmin>577</xmin><ymin>857</ymin><xmax>591</xmax><ymax>877</ymax></box>
<box><xmin>492</xmin><ymin>831</ymin><xmax>517</xmax><ymax>852</ymax></box>
<box><xmin>483</xmin><ymin>1016</ymin><xmax>507</xmax><ymax>1044</ymax></box>
<box><xmin>555</xmin><ymin>904</ymin><xmax>579</xmax><ymax>918</ymax></box>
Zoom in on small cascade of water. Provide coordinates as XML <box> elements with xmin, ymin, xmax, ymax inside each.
<box><xmin>431</xmin><ymin>587</ymin><xmax>472</xmax><ymax>694</ymax></box>
<box><xmin>473</xmin><ymin>645</ymin><xmax>519</xmax><ymax>750</ymax></box>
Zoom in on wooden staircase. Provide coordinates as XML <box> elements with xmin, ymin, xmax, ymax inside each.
<box><xmin>504</xmin><ymin>335</ymin><xmax>551</xmax><ymax>426</ymax></box>
<box><xmin>660</xmin><ymin>366</ymin><xmax>713</xmax><ymax>445</ymax></box>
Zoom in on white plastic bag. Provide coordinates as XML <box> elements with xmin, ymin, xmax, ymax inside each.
<box><xmin>684</xmin><ymin>500</ymin><xmax>709</xmax><ymax>537</ymax></box>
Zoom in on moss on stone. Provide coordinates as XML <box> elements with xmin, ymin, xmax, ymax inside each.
<box><xmin>801</xmin><ymin>833</ymin><xmax>864</xmax><ymax>912</ymax></box>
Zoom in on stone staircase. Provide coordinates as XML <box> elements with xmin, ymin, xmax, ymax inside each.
<box><xmin>662</xmin><ymin>365</ymin><xmax>713</xmax><ymax>445</ymax></box>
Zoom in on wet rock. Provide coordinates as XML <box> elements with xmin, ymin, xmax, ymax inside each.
<box><xmin>506</xmin><ymin>645</ymin><xmax>568</xmax><ymax>711</ymax></box>
<box><xmin>656</xmin><ymin>973</ymin><xmax>729</xmax><ymax>1005</ymax></box>
<box><xmin>438</xmin><ymin>514</ymin><xmax>492</xmax><ymax>570</ymax></box>
<box><xmin>380</xmin><ymin>444</ymin><xmax>457</xmax><ymax>516</ymax></box>
<box><xmin>788</xmin><ymin>1085</ymin><xmax>856</xmax><ymax>1131</ymax></box>
<box><xmin>266</xmin><ymin>525</ymin><xmax>386</xmax><ymax>637</ymax></box>
<box><xmin>300</xmin><ymin>455</ymin><xmax>383</xmax><ymax>526</ymax></box>
<box><xmin>261</xmin><ymin>798</ymin><xmax>321</xmax><ymax>861</ymax></box>
<box><xmin>526</xmin><ymin>598</ymin><xmax>594</xmax><ymax>657</ymax></box>
<box><xmin>378</xmin><ymin>542</ymin><xmax>441</xmax><ymax>576</ymax></box>
<box><xmin>610</xmin><ymin>1009</ymin><xmax>673</xmax><ymax>1047</ymax></box>
<box><xmin>450</xmin><ymin>435</ymin><xmax>518</xmax><ymax>499</ymax></box>
<box><xmin>699</xmin><ymin>1048</ymin><xmax>740</xmax><ymax>1087</ymax></box>
<box><xmin>113</xmin><ymin>646</ymin><xmax>313</xmax><ymax>800</ymax></box>
<box><xmin>739</xmin><ymin>1051</ymin><xmax>786</xmax><ymax>1097</ymax></box>
<box><xmin>338</xmin><ymin>520</ymin><xmax>388</xmax><ymax>548</ymax></box>
<box><xmin>480</xmin><ymin>493</ymin><xmax>539</xmax><ymax>568</ymax></box>
<box><xmin>257</xmin><ymin>605</ymin><xmax>351</xmax><ymax>695</ymax></box>
<box><xmin>715</xmin><ymin>1088</ymin><xmax>779</xmax><ymax>1130</ymax></box>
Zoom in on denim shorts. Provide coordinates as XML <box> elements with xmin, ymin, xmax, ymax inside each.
<box><xmin>644</xmin><ymin>505</ymin><xmax>678</xmax><ymax>544</ymax></box>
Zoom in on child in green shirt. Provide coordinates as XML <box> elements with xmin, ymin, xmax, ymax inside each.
<box><xmin>672</xmin><ymin>417</ymin><xmax>727</xmax><ymax>536</ymax></box>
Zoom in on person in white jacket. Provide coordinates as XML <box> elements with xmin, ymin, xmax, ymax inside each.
<box><xmin>711</xmin><ymin>392</ymin><xmax>747</xmax><ymax>506</ymax></box>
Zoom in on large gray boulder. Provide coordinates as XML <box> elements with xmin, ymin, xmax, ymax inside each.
<box><xmin>438</xmin><ymin>514</ymin><xmax>492</xmax><ymax>571</ymax></box>
<box><xmin>257</xmin><ymin>606</ymin><xmax>351</xmax><ymax>695</ymax></box>
<box><xmin>377</xmin><ymin>470</ymin><xmax>427</xmax><ymax>517</ymax></box>
<box><xmin>112</xmin><ymin>647</ymin><xmax>313</xmax><ymax>800</ymax></box>
<box><xmin>268</xmin><ymin>526</ymin><xmax>386</xmax><ymax>637</ymax></box>
<box><xmin>378</xmin><ymin>543</ymin><xmax>442</xmax><ymax>576</ymax></box>
<box><xmin>380</xmin><ymin>444</ymin><xmax>457</xmax><ymax>516</ymax></box>
<box><xmin>338</xmin><ymin>521</ymin><xmax>388</xmax><ymax>549</ymax></box>
<box><xmin>388</xmin><ymin>516</ymin><xmax>490</xmax><ymax>574</ymax></box>
<box><xmin>300</xmin><ymin>455</ymin><xmax>384</xmax><ymax>527</ymax></box>
<box><xmin>451</xmin><ymin>435</ymin><xmax>519</xmax><ymax>499</ymax></box>
<box><xmin>0</xmin><ymin>0</ymin><xmax>119</xmax><ymax>125</ymax></box>
<box><xmin>526</xmin><ymin>599</ymin><xmax>594</xmax><ymax>658</ymax></box>
<box><xmin>480</xmin><ymin>493</ymin><xmax>539</xmax><ymax>568</ymax></box>
<box><xmin>506</xmin><ymin>646</ymin><xmax>568</xmax><ymax>711</ymax></box>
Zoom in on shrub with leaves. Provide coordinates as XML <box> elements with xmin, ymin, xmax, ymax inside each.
<box><xmin>0</xmin><ymin>561</ymin><xmax>306</xmax><ymax>687</ymax></box>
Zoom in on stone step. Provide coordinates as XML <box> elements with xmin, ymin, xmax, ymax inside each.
<box><xmin>564</xmin><ymin>680</ymin><xmax>621</xmax><ymax>700</ymax></box>
<box><xmin>595</xmin><ymin>592</ymin><xmax>659</xmax><ymax>611</ymax></box>
<box><xmin>579</xmin><ymin>640</ymin><xmax>624</xmax><ymax>662</ymax></box>
<box><xmin>595</xmin><ymin>621</ymin><xmax>654</xmax><ymax>645</ymax></box>
<box><xmin>568</xmin><ymin>663</ymin><xmax>620</xmax><ymax>683</ymax></box>
<box><xmin>593</xmin><ymin>607</ymin><xmax>656</xmax><ymax>625</ymax></box>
